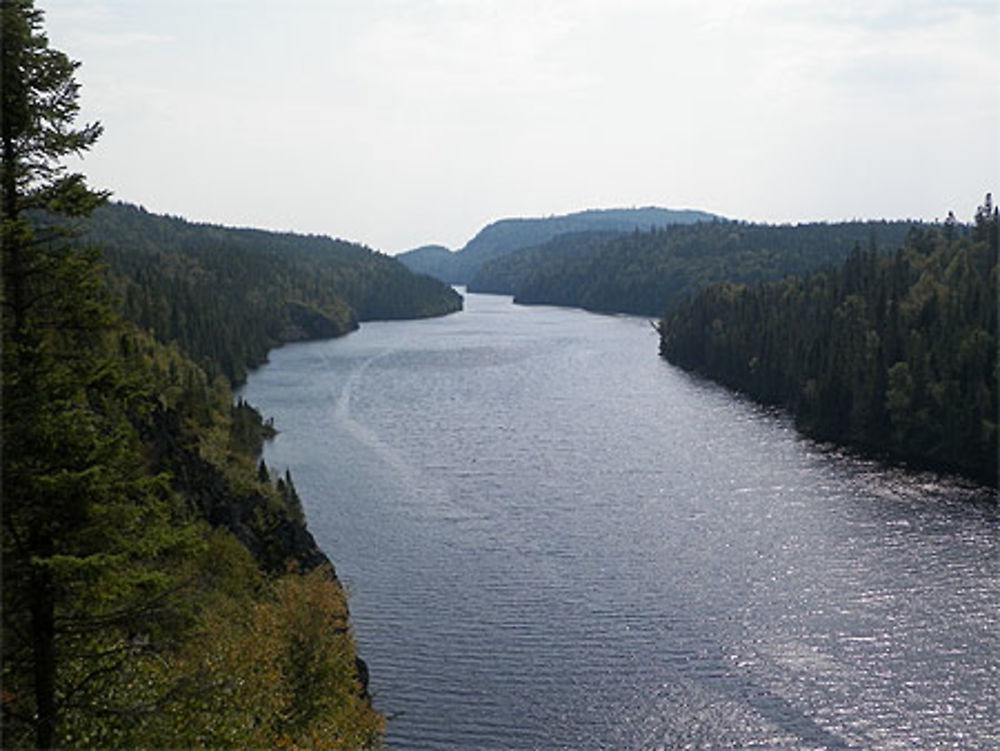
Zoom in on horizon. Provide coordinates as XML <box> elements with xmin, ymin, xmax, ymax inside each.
<box><xmin>44</xmin><ymin>1</ymin><xmax>999</xmax><ymax>255</ymax></box>
<box><xmin>105</xmin><ymin>197</ymin><xmax>968</xmax><ymax>256</ymax></box>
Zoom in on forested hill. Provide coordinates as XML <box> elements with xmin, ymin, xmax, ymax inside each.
<box><xmin>467</xmin><ymin>219</ymin><xmax>920</xmax><ymax>317</ymax></box>
<box><xmin>395</xmin><ymin>243</ymin><xmax>455</xmax><ymax>281</ymax></box>
<box><xmin>4</xmin><ymin>2</ymin><xmax>390</xmax><ymax>744</ymax></box>
<box><xmin>659</xmin><ymin>199</ymin><xmax>998</xmax><ymax>486</ymax></box>
<box><xmin>397</xmin><ymin>206</ymin><xmax>720</xmax><ymax>284</ymax></box>
<box><xmin>73</xmin><ymin>202</ymin><xmax>462</xmax><ymax>383</ymax></box>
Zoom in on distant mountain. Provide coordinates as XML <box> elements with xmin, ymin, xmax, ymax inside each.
<box><xmin>397</xmin><ymin>206</ymin><xmax>720</xmax><ymax>284</ymax></box>
<box><xmin>468</xmin><ymin>219</ymin><xmax>921</xmax><ymax>317</ymax></box>
<box><xmin>395</xmin><ymin>244</ymin><xmax>457</xmax><ymax>280</ymax></box>
<box><xmin>466</xmin><ymin>231</ymin><xmax>621</xmax><ymax>295</ymax></box>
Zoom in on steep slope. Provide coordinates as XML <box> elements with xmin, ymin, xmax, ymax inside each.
<box><xmin>397</xmin><ymin>206</ymin><xmax>720</xmax><ymax>284</ymax></box>
<box><xmin>3</xmin><ymin>4</ymin><xmax>387</xmax><ymax>744</ymax></box>
<box><xmin>74</xmin><ymin>202</ymin><xmax>462</xmax><ymax>382</ymax></box>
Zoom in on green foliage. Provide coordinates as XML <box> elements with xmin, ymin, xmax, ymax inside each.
<box><xmin>1</xmin><ymin>0</ymin><xmax>106</xmax><ymax>220</ymax></box>
<box><xmin>112</xmin><ymin>325</ymin><xmax>328</xmax><ymax>573</ymax></box>
<box><xmin>1</xmin><ymin>323</ymin><xmax>204</xmax><ymax>747</ymax></box>
<box><xmin>55</xmin><ymin>201</ymin><xmax>462</xmax><ymax>383</ymax></box>
<box><xmin>394</xmin><ymin>243</ymin><xmax>456</xmax><ymax>281</ymax></box>
<box><xmin>148</xmin><ymin>566</ymin><xmax>384</xmax><ymax>750</ymax></box>
<box><xmin>660</xmin><ymin>199</ymin><xmax>998</xmax><ymax>485</ymax></box>
<box><xmin>38</xmin><ymin>527</ymin><xmax>252</xmax><ymax>750</ymax></box>
<box><xmin>469</xmin><ymin>220</ymin><xmax>919</xmax><ymax>316</ymax></box>
<box><xmin>231</xmin><ymin>396</ymin><xmax>276</xmax><ymax>456</ymax></box>
<box><xmin>468</xmin><ymin>230</ymin><xmax>621</xmax><ymax>295</ymax></box>
<box><xmin>48</xmin><ymin>542</ymin><xmax>383</xmax><ymax>751</ymax></box>
<box><xmin>2</xmin><ymin>4</ymin><xmax>383</xmax><ymax>747</ymax></box>
<box><xmin>1</xmin><ymin>3</ymin><xmax>176</xmax><ymax>745</ymax></box>
<box><xmin>399</xmin><ymin>206</ymin><xmax>720</xmax><ymax>283</ymax></box>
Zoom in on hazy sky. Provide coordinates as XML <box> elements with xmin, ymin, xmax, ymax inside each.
<box><xmin>44</xmin><ymin>0</ymin><xmax>999</xmax><ymax>254</ymax></box>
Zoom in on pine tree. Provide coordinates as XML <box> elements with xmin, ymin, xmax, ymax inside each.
<box><xmin>659</xmin><ymin>199</ymin><xmax>997</xmax><ymax>484</ymax></box>
<box><xmin>1</xmin><ymin>3</ymin><xmax>193</xmax><ymax>746</ymax></box>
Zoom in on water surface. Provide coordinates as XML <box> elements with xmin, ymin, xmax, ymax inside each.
<box><xmin>241</xmin><ymin>292</ymin><xmax>998</xmax><ymax>750</ymax></box>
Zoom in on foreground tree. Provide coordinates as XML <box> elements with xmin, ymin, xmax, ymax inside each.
<box><xmin>1</xmin><ymin>2</ymin><xmax>194</xmax><ymax>746</ymax></box>
<box><xmin>3</xmin><ymin>5</ymin><xmax>384</xmax><ymax>747</ymax></box>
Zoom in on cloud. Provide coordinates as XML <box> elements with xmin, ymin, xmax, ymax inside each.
<box><xmin>40</xmin><ymin>0</ymin><xmax>1000</xmax><ymax>251</ymax></box>
<box><xmin>72</xmin><ymin>31</ymin><xmax>176</xmax><ymax>48</ymax></box>
<box><xmin>758</xmin><ymin>0</ymin><xmax>996</xmax><ymax>32</ymax></box>
<box><xmin>40</xmin><ymin>0</ymin><xmax>111</xmax><ymax>24</ymax></box>
<box><xmin>351</xmin><ymin>1</ymin><xmax>592</xmax><ymax>104</ymax></box>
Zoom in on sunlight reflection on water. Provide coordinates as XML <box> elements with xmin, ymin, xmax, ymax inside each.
<box><xmin>242</xmin><ymin>292</ymin><xmax>999</xmax><ymax>751</ymax></box>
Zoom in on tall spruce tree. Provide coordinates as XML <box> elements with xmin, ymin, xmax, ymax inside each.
<box><xmin>659</xmin><ymin>198</ymin><xmax>998</xmax><ymax>485</ymax></box>
<box><xmin>1</xmin><ymin>3</ymin><xmax>194</xmax><ymax>747</ymax></box>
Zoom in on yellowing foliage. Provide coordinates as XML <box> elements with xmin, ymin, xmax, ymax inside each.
<box><xmin>159</xmin><ymin>566</ymin><xmax>384</xmax><ymax>750</ymax></box>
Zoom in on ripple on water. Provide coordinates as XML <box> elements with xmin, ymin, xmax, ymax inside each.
<box><xmin>241</xmin><ymin>293</ymin><xmax>1000</xmax><ymax>750</ymax></box>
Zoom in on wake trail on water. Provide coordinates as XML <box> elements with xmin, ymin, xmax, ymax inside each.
<box><xmin>322</xmin><ymin>345</ymin><xmax>484</xmax><ymax>524</ymax></box>
<box><xmin>328</xmin><ymin>349</ymin><xmax>418</xmax><ymax>482</ymax></box>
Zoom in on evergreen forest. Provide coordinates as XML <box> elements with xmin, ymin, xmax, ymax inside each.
<box><xmin>1</xmin><ymin>2</ymin><xmax>438</xmax><ymax>746</ymax></box>
<box><xmin>468</xmin><ymin>219</ymin><xmax>920</xmax><ymax>316</ymax></box>
<box><xmin>3</xmin><ymin>1</ymin><xmax>996</xmax><ymax>748</ymax></box>
<box><xmin>659</xmin><ymin>200</ymin><xmax>999</xmax><ymax>486</ymax></box>
<box><xmin>68</xmin><ymin>201</ymin><xmax>462</xmax><ymax>384</ymax></box>
<box><xmin>397</xmin><ymin>206</ymin><xmax>720</xmax><ymax>284</ymax></box>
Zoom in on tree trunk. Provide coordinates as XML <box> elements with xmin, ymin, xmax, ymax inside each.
<box><xmin>30</xmin><ymin>565</ymin><xmax>57</xmax><ymax>750</ymax></box>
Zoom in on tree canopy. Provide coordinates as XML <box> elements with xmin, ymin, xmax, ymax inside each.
<box><xmin>2</xmin><ymin>3</ymin><xmax>383</xmax><ymax>746</ymax></box>
<box><xmin>43</xmin><ymin>201</ymin><xmax>462</xmax><ymax>384</ymax></box>
<box><xmin>468</xmin><ymin>219</ymin><xmax>920</xmax><ymax>317</ymax></box>
<box><xmin>659</xmin><ymin>198</ymin><xmax>998</xmax><ymax>485</ymax></box>
<box><xmin>398</xmin><ymin>206</ymin><xmax>721</xmax><ymax>284</ymax></box>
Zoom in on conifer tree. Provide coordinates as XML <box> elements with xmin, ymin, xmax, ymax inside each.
<box><xmin>2</xmin><ymin>6</ymin><xmax>385</xmax><ymax>747</ymax></box>
<box><xmin>1</xmin><ymin>2</ymin><xmax>192</xmax><ymax>746</ymax></box>
<box><xmin>659</xmin><ymin>198</ymin><xmax>997</xmax><ymax>484</ymax></box>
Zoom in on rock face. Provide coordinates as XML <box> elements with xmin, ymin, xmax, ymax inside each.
<box><xmin>143</xmin><ymin>405</ymin><xmax>382</xmax><ymax>705</ymax></box>
<box><xmin>355</xmin><ymin>656</ymin><xmax>371</xmax><ymax>699</ymax></box>
<box><xmin>144</xmin><ymin>406</ymin><xmax>332</xmax><ymax>574</ymax></box>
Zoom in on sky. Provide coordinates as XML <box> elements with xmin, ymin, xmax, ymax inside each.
<box><xmin>43</xmin><ymin>0</ymin><xmax>1000</xmax><ymax>254</ymax></box>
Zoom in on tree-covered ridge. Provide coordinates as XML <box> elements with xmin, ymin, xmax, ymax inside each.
<box><xmin>397</xmin><ymin>205</ymin><xmax>721</xmax><ymax>284</ymax></box>
<box><xmin>468</xmin><ymin>219</ymin><xmax>920</xmax><ymax>316</ymax></box>
<box><xmin>394</xmin><ymin>243</ymin><xmax>456</xmax><ymax>281</ymax></box>
<box><xmin>9</xmin><ymin>324</ymin><xmax>386</xmax><ymax>748</ymax></box>
<box><xmin>2</xmin><ymin>2</ymin><xmax>382</xmax><ymax>746</ymax></box>
<box><xmin>659</xmin><ymin>199</ymin><xmax>998</xmax><ymax>486</ymax></box>
<box><xmin>68</xmin><ymin>201</ymin><xmax>462</xmax><ymax>383</ymax></box>
<box><xmin>466</xmin><ymin>230</ymin><xmax>622</xmax><ymax>295</ymax></box>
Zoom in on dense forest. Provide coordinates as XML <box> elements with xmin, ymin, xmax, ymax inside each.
<box><xmin>2</xmin><ymin>3</ymin><xmax>394</xmax><ymax>747</ymax></box>
<box><xmin>659</xmin><ymin>199</ymin><xmax>998</xmax><ymax>486</ymax></box>
<box><xmin>3</xmin><ymin>2</ymin><xmax>995</xmax><ymax>748</ymax></box>
<box><xmin>63</xmin><ymin>201</ymin><xmax>462</xmax><ymax>384</ymax></box>
<box><xmin>397</xmin><ymin>206</ymin><xmax>720</xmax><ymax>284</ymax></box>
<box><xmin>468</xmin><ymin>219</ymin><xmax>920</xmax><ymax>317</ymax></box>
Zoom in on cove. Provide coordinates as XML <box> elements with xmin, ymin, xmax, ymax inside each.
<box><xmin>240</xmin><ymin>291</ymin><xmax>998</xmax><ymax>750</ymax></box>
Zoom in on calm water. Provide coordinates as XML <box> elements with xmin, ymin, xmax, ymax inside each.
<box><xmin>240</xmin><ymin>291</ymin><xmax>999</xmax><ymax>750</ymax></box>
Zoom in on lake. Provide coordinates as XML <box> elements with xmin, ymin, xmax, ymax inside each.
<box><xmin>240</xmin><ymin>291</ymin><xmax>998</xmax><ymax>750</ymax></box>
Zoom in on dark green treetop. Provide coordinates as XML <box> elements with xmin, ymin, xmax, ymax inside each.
<box><xmin>1</xmin><ymin>0</ymin><xmax>106</xmax><ymax>221</ymax></box>
<box><xmin>1</xmin><ymin>2</ymin><xmax>187</xmax><ymax>746</ymax></box>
